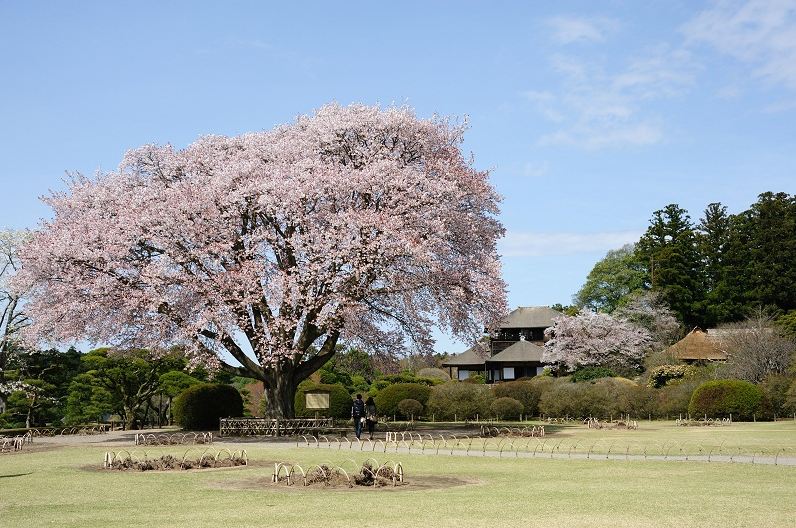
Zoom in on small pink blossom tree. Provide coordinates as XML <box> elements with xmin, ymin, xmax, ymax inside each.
<box><xmin>543</xmin><ymin>311</ymin><xmax>652</xmax><ymax>373</ymax></box>
<box><xmin>15</xmin><ymin>104</ymin><xmax>507</xmax><ymax>418</ymax></box>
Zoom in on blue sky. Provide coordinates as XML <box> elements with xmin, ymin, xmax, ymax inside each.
<box><xmin>1</xmin><ymin>1</ymin><xmax>795</xmax><ymax>354</ymax></box>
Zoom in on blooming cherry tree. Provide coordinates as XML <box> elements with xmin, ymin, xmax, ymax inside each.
<box><xmin>0</xmin><ymin>229</ymin><xmax>30</xmax><ymax>387</ymax></box>
<box><xmin>612</xmin><ymin>291</ymin><xmax>681</xmax><ymax>350</ymax></box>
<box><xmin>543</xmin><ymin>311</ymin><xmax>652</xmax><ymax>372</ymax></box>
<box><xmin>15</xmin><ymin>104</ymin><xmax>507</xmax><ymax>417</ymax></box>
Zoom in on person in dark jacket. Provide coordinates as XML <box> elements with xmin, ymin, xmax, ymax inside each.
<box><xmin>351</xmin><ymin>393</ymin><xmax>365</xmax><ymax>439</ymax></box>
<box><xmin>365</xmin><ymin>396</ymin><xmax>377</xmax><ymax>440</ymax></box>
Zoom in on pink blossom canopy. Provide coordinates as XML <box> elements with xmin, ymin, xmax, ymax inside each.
<box><xmin>543</xmin><ymin>311</ymin><xmax>652</xmax><ymax>371</ymax></box>
<box><xmin>16</xmin><ymin>104</ymin><xmax>507</xmax><ymax>378</ymax></box>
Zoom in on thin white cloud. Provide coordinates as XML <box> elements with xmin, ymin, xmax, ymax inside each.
<box><xmin>524</xmin><ymin>46</ymin><xmax>696</xmax><ymax>149</ymax></box>
<box><xmin>682</xmin><ymin>0</ymin><xmax>796</xmax><ymax>92</ymax></box>
<box><xmin>546</xmin><ymin>15</ymin><xmax>619</xmax><ymax>44</ymax></box>
<box><xmin>538</xmin><ymin>122</ymin><xmax>662</xmax><ymax>149</ymax></box>
<box><xmin>500</xmin><ymin>230</ymin><xmax>642</xmax><ymax>257</ymax></box>
<box><xmin>521</xmin><ymin>161</ymin><xmax>550</xmax><ymax>178</ymax></box>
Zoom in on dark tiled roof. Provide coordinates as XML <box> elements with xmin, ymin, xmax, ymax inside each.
<box><xmin>486</xmin><ymin>340</ymin><xmax>545</xmax><ymax>363</ymax></box>
<box><xmin>441</xmin><ymin>346</ymin><xmax>487</xmax><ymax>366</ymax></box>
<box><xmin>499</xmin><ymin>306</ymin><xmax>562</xmax><ymax>329</ymax></box>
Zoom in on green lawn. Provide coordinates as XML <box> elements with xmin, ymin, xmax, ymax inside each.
<box><xmin>1</xmin><ymin>422</ymin><xmax>795</xmax><ymax>528</ymax></box>
<box><xmin>441</xmin><ymin>419</ymin><xmax>796</xmax><ymax>457</ymax></box>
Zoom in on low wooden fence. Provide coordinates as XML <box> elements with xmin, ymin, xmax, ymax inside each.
<box><xmin>0</xmin><ymin>432</ymin><xmax>31</xmax><ymax>453</ymax></box>
<box><xmin>219</xmin><ymin>417</ymin><xmax>335</xmax><ymax>437</ymax></box>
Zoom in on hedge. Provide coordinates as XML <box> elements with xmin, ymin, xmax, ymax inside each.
<box><xmin>688</xmin><ymin>379</ymin><xmax>764</xmax><ymax>420</ymax></box>
<box><xmin>570</xmin><ymin>367</ymin><xmax>616</xmax><ymax>383</ymax></box>
<box><xmin>294</xmin><ymin>382</ymin><xmax>352</xmax><ymax>419</ymax></box>
<box><xmin>416</xmin><ymin>367</ymin><xmax>451</xmax><ymax>382</ymax></box>
<box><xmin>172</xmin><ymin>383</ymin><xmax>243</xmax><ymax>430</ymax></box>
<box><xmin>538</xmin><ymin>377</ymin><xmax>648</xmax><ymax>419</ymax></box>
<box><xmin>493</xmin><ymin>380</ymin><xmax>542</xmax><ymax>417</ymax></box>
<box><xmin>374</xmin><ymin>383</ymin><xmax>431</xmax><ymax>419</ymax></box>
<box><xmin>491</xmin><ymin>397</ymin><xmax>524</xmax><ymax>420</ymax></box>
<box><xmin>426</xmin><ymin>382</ymin><xmax>494</xmax><ymax>420</ymax></box>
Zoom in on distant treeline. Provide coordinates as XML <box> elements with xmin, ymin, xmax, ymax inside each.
<box><xmin>576</xmin><ymin>191</ymin><xmax>796</xmax><ymax>329</ymax></box>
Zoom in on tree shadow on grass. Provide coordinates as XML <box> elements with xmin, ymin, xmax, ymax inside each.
<box><xmin>0</xmin><ymin>472</ymin><xmax>33</xmax><ymax>478</ymax></box>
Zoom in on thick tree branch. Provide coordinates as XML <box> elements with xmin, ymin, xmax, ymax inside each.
<box><xmin>294</xmin><ymin>330</ymin><xmax>340</xmax><ymax>381</ymax></box>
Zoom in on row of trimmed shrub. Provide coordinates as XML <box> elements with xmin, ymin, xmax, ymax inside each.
<box><xmin>296</xmin><ymin>376</ymin><xmax>787</xmax><ymax>421</ymax></box>
<box><xmin>171</xmin><ymin>375</ymin><xmax>791</xmax><ymax>429</ymax></box>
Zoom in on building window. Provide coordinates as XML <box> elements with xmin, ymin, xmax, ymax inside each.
<box><xmin>458</xmin><ymin>369</ymin><xmax>470</xmax><ymax>381</ymax></box>
<box><xmin>503</xmin><ymin>367</ymin><xmax>515</xmax><ymax>380</ymax></box>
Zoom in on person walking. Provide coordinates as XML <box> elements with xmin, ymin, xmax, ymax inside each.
<box><xmin>365</xmin><ymin>396</ymin><xmax>377</xmax><ymax>440</ymax></box>
<box><xmin>351</xmin><ymin>393</ymin><xmax>365</xmax><ymax>440</ymax></box>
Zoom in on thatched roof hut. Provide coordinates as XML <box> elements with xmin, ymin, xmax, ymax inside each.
<box><xmin>666</xmin><ymin>328</ymin><xmax>728</xmax><ymax>362</ymax></box>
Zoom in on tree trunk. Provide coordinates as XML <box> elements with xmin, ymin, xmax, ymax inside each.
<box><xmin>262</xmin><ymin>366</ymin><xmax>299</xmax><ymax>419</ymax></box>
<box><xmin>25</xmin><ymin>394</ymin><xmax>35</xmax><ymax>428</ymax></box>
<box><xmin>124</xmin><ymin>407</ymin><xmax>138</xmax><ymax>430</ymax></box>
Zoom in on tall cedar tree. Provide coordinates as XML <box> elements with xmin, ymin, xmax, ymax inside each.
<box><xmin>636</xmin><ymin>204</ymin><xmax>704</xmax><ymax>327</ymax></box>
<box><xmin>696</xmin><ymin>203</ymin><xmax>733</xmax><ymax>326</ymax></box>
<box><xmin>745</xmin><ymin>193</ymin><xmax>796</xmax><ymax>311</ymax></box>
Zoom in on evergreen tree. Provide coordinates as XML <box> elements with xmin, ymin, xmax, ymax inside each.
<box><xmin>636</xmin><ymin>204</ymin><xmax>704</xmax><ymax>327</ymax></box>
<box><xmin>745</xmin><ymin>192</ymin><xmax>796</xmax><ymax>311</ymax></box>
<box><xmin>696</xmin><ymin>203</ymin><xmax>733</xmax><ymax>326</ymax></box>
<box><xmin>712</xmin><ymin>210</ymin><xmax>755</xmax><ymax>322</ymax></box>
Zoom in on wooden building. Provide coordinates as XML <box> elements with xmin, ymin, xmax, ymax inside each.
<box><xmin>442</xmin><ymin>306</ymin><xmax>561</xmax><ymax>382</ymax></box>
<box><xmin>441</xmin><ymin>345</ymin><xmax>487</xmax><ymax>381</ymax></box>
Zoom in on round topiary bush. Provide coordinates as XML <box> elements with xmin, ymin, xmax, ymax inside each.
<box><xmin>172</xmin><ymin>383</ymin><xmax>244</xmax><ymax>430</ymax></box>
<box><xmin>397</xmin><ymin>398</ymin><xmax>423</xmax><ymax>419</ymax></box>
<box><xmin>688</xmin><ymin>379</ymin><xmax>764</xmax><ymax>420</ymax></box>
<box><xmin>374</xmin><ymin>383</ymin><xmax>431</xmax><ymax>419</ymax></box>
<box><xmin>294</xmin><ymin>382</ymin><xmax>352</xmax><ymax>419</ymax></box>
<box><xmin>491</xmin><ymin>397</ymin><xmax>524</xmax><ymax>420</ymax></box>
